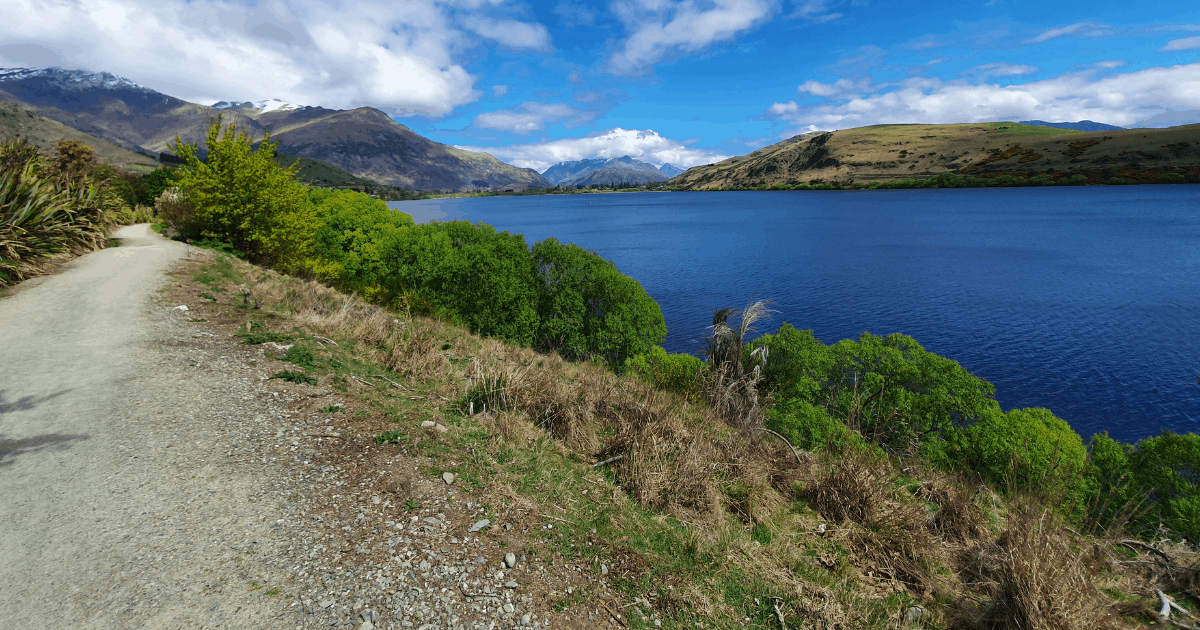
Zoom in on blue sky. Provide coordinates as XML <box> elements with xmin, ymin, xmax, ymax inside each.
<box><xmin>3</xmin><ymin>0</ymin><xmax>1200</xmax><ymax>170</ymax></box>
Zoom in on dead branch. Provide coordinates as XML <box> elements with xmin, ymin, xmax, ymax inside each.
<box><xmin>751</xmin><ymin>427</ymin><xmax>812</xmax><ymax>466</ymax></box>
<box><xmin>772</xmin><ymin>597</ymin><xmax>788</xmax><ymax>629</ymax></box>
<box><xmin>1122</xmin><ymin>539</ymin><xmax>1173</xmax><ymax>563</ymax></box>
<box><xmin>592</xmin><ymin>454</ymin><xmax>624</xmax><ymax>468</ymax></box>
<box><xmin>314</xmin><ymin>335</ymin><xmax>338</xmax><ymax>347</ymax></box>
<box><xmin>373</xmin><ymin>374</ymin><xmax>407</xmax><ymax>390</ymax></box>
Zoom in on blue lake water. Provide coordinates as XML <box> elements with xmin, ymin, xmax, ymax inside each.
<box><xmin>389</xmin><ymin>187</ymin><xmax>1200</xmax><ymax>443</ymax></box>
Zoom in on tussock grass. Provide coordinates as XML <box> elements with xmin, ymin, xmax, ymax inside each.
<box><xmin>183</xmin><ymin>249</ymin><xmax>1185</xmax><ymax>629</ymax></box>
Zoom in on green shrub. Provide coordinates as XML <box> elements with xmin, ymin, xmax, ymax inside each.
<box><xmin>959</xmin><ymin>407</ymin><xmax>1087</xmax><ymax>493</ymax></box>
<box><xmin>1107</xmin><ymin>177</ymin><xmax>1125</xmax><ymax>185</ymax></box>
<box><xmin>1159</xmin><ymin>172</ymin><xmax>1186</xmax><ymax>184</ymax></box>
<box><xmin>270</xmin><ymin>370</ymin><xmax>317</xmax><ymax>385</ymax></box>
<box><xmin>307</xmin><ymin>187</ymin><xmax>414</xmax><ymax>294</ymax></box>
<box><xmin>171</xmin><ymin>115</ymin><xmax>319</xmax><ymax>270</ymax></box>
<box><xmin>624</xmin><ymin>346</ymin><xmax>704</xmax><ymax>395</ymax></box>
<box><xmin>1092</xmin><ymin>431</ymin><xmax>1200</xmax><ymax>540</ymax></box>
<box><xmin>533</xmin><ymin>237</ymin><xmax>666</xmax><ymax>361</ymax></box>
<box><xmin>767</xmin><ymin>397</ymin><xmax>868</xmax><ymax>452</ymax></box>
<box><xmin>756</xmin><ymin>324</ymin><xmax>998</xmax><ymax>450</ymax></box>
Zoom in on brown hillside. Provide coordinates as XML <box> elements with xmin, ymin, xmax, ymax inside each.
<box><xmin>672</xmin><ymin>122</ymin><xmax>1200</xmax><ymax>188</ymax></box>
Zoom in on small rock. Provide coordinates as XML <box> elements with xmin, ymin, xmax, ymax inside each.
<box><xmin>359</xmin><ymin>622</ymin><xmax>374</xmax><ymax>630</ymax></box>
<box><xmin>521</xmin><ymin>614</ymin><xmax>531</xmax><ymax>625</ymax></box>
<box><xmin>421</xmin><ymin>421</ymin><xmax>435</xmax><ymax>429</ymax></box>
<box><xmin>600</xmin><ymin>564</ymin><xmax>608</xmax><ymax>575</ymax></box>
<box><xmin>505</xmin><ymin>581</ymin><xmax>518</xmax><ymax>589</ymax></box>
<box><xmin>442</xmin><ymin>472</ymin><xmax>455</xmax><ymax>485</ymax></box>
<box><xmin>504</xmin><ymin>553</ymin><xmax>516</xmax><ymax>568</ymax></box>
<box><xmin>434</xmin><ymin>423</ymin><xmax>448</xmax><ymax>433</ymax></box>
<box><xmin>372</xmin><ymin>496</ymin><xmax>381</xmax><ymax>505</ymax></box>
<box><xmin>174</xmin><ymin>305</ymin><xmax>188</xmax><ymax>311</ymax></box>
<box><xmin>655</xmin><ymin>620</ymin><xmax>662</xmax><ymax>627</ymax></box>
<box><xmin>469</xmin><ymin>519</ymin><xmax>490</xmax><ymax>533</ymax></box>
<box><xmin>319</xmin><ymin>599</ymin><xmax>335</xmax><ymax>608</ymax></box>
<box><xmin>904</xmin><ymin>606</ymin><xmax>928</xmax><ymax>625</ymax></box>
<box><xmin>504</xmin><ymin>603</ymin><xmax>515</xmax><ymax>613</ymax></box>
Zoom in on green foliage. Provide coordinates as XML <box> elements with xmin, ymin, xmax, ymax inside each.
<box><xmin>140</xmin><ymin>167</ymin><xmax>182</xmax><ymax>205</ymax></box>
<box><xmin>1159</xmin><ymin>172</ymin><xmax>1186</xmax><ymax>184</ymax></box>
<box><xmin>283</xmin><ymin>345</ymin><xmax>317</xmax><ymax>369</ymax></box>
<box><xmin>767</xmin><ymin>396</ymin><xmax>867</xmax><ymax>452</ymax></box>
<box><xmin>756</xmin><ymin>323</ymin><xmax>998</xmax><ymax>450</ymax></box>
<box><xmin>170</xmin><ymin>115</ymin><xmax>319</xmax><ymax>270</ymax></box>
<box><xmin>1091</xmin><ymin>431</ymin><xmax>1200</xmax><ymax>540</ymax></box>
<box><xmin>307</xmin><ymin>188</ymin><xmax>414</xmax><ymax>294</ymax></box>
<box><xmin>0</xmin><ymin>138</ymin><xmax>128</xmax><ymax>286</ymax></box>
<box><xmin>533</xmin><ymin>237</ymin><xmax>666</xmax><ymax>361</ymax></box>
<box><xmin>952</xmin><ymin>407</ymin><xmax>1087</xmax><ymax>493</ymax></box>
<box><xmin>381</xmin><ymin>221</ymin><xmax>541</xmax><ymax>344</ymax></box>
<box><xmin>270</xmin><ymin>370</ymin><xmax>317</xmax><ymax>385</ymax></box>
<box><xmin>376</xmin><ymin>430</ymin><xmax>405</xmax><ymax>444</ymax></box>
<box><xmin>623</xmin><ymin>346</ymin><xmax>704</xmax><ymax>396</ymax></box>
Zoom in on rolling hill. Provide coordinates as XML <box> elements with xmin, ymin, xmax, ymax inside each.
<box><xmin>669</xmin><ymin>122</ymin><xmax>1200</xmax><ymax>189</ymax></box>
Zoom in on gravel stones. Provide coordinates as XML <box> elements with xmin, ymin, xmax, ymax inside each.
<box><xmin>469</xmin><ymin>519</ymin><xmax>491</xmax><ymax>533</ymax></box>
<box><xmin>442</xmin><ymin>471</ymin><xmax>455</xmax><ymax>484</ymax></box>
<box><xmin>504</xmin><ymin>552</ymin><xmax>516</xmax><ymax>568</ymax></box>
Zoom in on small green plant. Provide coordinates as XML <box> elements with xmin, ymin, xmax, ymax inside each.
<box><xmin>404</xmin><ymin>499</ymin><xmax>421</xmax><ymax>512</ymax></box>
<box><xmin>283</xmin><ymin>345</ymin><xmax>317</xmax><ymax>369</ymax></box>
<box><xmin>320</xmin><ymin>405</ymin><xmax>344</xmax><ymax>413</ymax></box>
<box><xmin>375</xmin><ymin>430</ymin><xmax>404</xmax><ymax>444</ymax></box>
<box><xmin>264</xmin><ymin>587</ymin><xmax>281</xmax><ymax>596</ymax></box>
<box><xmin>249</xmin><ymin>580</ymin><xmax>261</xmax><ymax>590</ymax></box>
<box><xmin>271</xmin><ymin>371</ymin><xmax>317</xmax><ymax>385</ymax></box>
<box><xmin>199</xmin><ymin>292</ymin><xmax>217</xmax><ymax>301</ymax></box>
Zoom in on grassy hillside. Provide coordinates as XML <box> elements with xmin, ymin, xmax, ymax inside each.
<box><xmin>672</xmin><ymin>122</ymin><xmax>1200</xmax><ymax>188</ymax></box>
<box><xmin>274</xmin><ymin>152</ymin><xmax>425</xmax><ymax>200</ymax></box>
<box><xmin>174</xmin><ymin>247</ymin><xmax>1198</xmax><ymax>630</ymax></box>
<box><xmin>0</xmin><ymin>100</ymin><xmax>159</xmax><ymax>170</ymax></box>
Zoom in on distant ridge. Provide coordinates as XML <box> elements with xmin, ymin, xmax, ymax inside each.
<box><xmin>1019</xmin><ymin>120</ymin><xmax>1124</xmax><ymax>132</ymax></box>
<box><xmin>541</xmin><ymin>155</ymin><xmax>674</xmax><ymax>186</ymax></box>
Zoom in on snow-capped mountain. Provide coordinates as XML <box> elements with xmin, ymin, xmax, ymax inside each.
<box><xmin>210</xmin><ymin>98</ymin><xmax>312</xmax><ymax>114</ymax></box>
<box><xmin>0</xmin><ymin>66</ymin><xmax>158</xmax><ymax>94</ymax></box>
<box><xmin>541</xmin><ymin>155</ymin><xmax>674</xmax><ymax>186</ymax></box>
<box><xmin>658</xmin><ymin>163</ymin><xmax>684</xmax><ymax>178</ymax></box>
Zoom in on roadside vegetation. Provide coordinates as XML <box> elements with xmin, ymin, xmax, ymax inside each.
<box><xmin>146</xmin><ymin>117</ymin><xmax>1200</xmax><ymax>629</ymax></box>
<box><xmin>0</xmin><ymin>137</ymin><xmax>158</xmax><ymax>288</ymax></box>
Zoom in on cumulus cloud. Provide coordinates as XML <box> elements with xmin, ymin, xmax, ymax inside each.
<box><xmin>606</xmin><ymin>0</ymin><xmax>778</xmax><ymax>76</ymax></box>
<box><xmin>1160</xmin><ymin>36</ymin><xmax>1200</xmax><ymax>52</ymax></box>
<box><xmin>0</xmin><ymin>0</ymin><xmax>553</xmax><ymax>115</ymax></box>
<box><xmin>764</xmin><ymin>62</ymin><xmax>1200</xmax><ymax>129</ymax></box>
<box><xmin>971</xmin><ymin>62</ymin><xmax>1038</xmax><ymax>76</ymax></box>
<box><xmin>457</xmin><ymin>128</ymin><xmax>729</xmax><ymax>172</ymax></box>
<box><xmin>473</xmin><ymin>101</ymin><xmax>599</xmax><ymax>132</ymax></box>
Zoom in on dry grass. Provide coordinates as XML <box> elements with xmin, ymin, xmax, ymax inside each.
<box><xmin>195</xmin><ymin>250</ymin><xmax>1182</xmax><ymax>629</ymax></box>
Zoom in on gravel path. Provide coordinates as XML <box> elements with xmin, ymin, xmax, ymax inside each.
<box><xmin>0</xmin><ymin>226</ymin><xmax>614</xmax><ymax>630</ymax></box>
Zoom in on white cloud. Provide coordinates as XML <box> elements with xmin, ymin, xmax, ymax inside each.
<box><xmin>971</xmin><ymin>62</ymin><xmax>1038</xmax><ymax>76</ymax></box>
<box><xmin>492</xmin><ymin>84</ymin><xmax>510</xmax><ymax>97</ymax></box>
<box><xmin>461</xmin><ymin>15</ymin><xmax>554</xmax><ymax>53</ymax></box>
<box><xmin>1160</xmin><ymin>36</ymin><xmax>1200</xmax><ymax>52</ymax></box>
<box><xmin>787</xmin><ymin>0</ymin><xmax>841</xmax><ymax>23</ymax></box>
<box><xmin>0</xmin><ymin>0</ymin><xmax>553</xmax><ymax>115</ymax></box>
<box><xmin>1028</xmin><ymin>21</ymin><xmax>1110</xmax><ymax>43</ymax></box>
<box><xmin>1094</xmin><ymin>60</ymin><xmax>1125</xmax><ymax>69</ymax></box>
<box><xmin>606</xmin><ymin>0</ymin><xmax>778</xmax><ymax>76</ymax></box>
<box><xmin>765</xmin><ymin>62</ymin><xmax>1200</xmax><ymax>129</ymax></box>
<box><xmin>457</xmin><ymin>128</ymin><xmax>729</xmax><ymax>172</ymax></box>
<box><xmin>473</xmin><ymin>101</ymin><xmax>599</xmax><ymax>132</ymax></box>
<box><xmin>799</xmin><ymin>77</ymin><xmax>872</xmax><ymax>97</ymax></box>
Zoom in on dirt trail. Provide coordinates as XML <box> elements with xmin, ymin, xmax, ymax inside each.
<box><xmin>0</xmin><ymin>225</ymin><xmax>303</xmax><ymax>629</ymax></box>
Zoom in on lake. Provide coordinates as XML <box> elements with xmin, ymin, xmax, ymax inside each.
<box><xmin>389</xmin><ymin>187</ymin><xmax>1200</xmax><ymax>443</ymax></box>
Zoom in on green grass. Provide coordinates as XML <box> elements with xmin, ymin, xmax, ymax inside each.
<box><xmin>985</xmin><ymin>122</ymin><xmax>1082</xmax><ymax>137</ymax></box>
<box><xmin>270</xmin><ymin>370</ymin><xmax>317</xmax><ymax>385</ymax></box>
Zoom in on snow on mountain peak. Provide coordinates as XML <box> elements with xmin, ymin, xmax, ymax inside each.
<box><xmin>210</xmin><ymin>98</ymin><xmax>311</xmax><ymax>113</ymax></box>
<box><xmin>0</xmin><ymin>67</ymin><xmax>153</xmax><ymax>93</ymax></box>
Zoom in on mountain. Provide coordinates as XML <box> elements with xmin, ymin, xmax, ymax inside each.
<box><xmin>1019</xmin><ymin>120</ymin><xmax>1124</xmax><ymax>132</ymax></box>
<box><xmin>541</xmin><ymin>155</ymin><xmax>669</xmax><ymax>186</ymax></box>
<box><xmin>669</xmin><ymin>122</ymin><xmax>1200</xmax><ymax>189</ymax></box>
<box><xmin>1132</xmin><ymin>109</ymin><xmax>1200</xmax><ymax>129</ymax></box>
<box><xmin>658</xmin><ymin>163</ymin><xmax>685</xmax><ymax>178</ymax></box>
<box><xmin>0</xmin><ymin>66</ymin><xmax>547</xmax><ymax>192</ymax></box>
<box><xmin>0</xmin><ymin>100</ymin><xmax>158</xmax><ymax>168</ymax></box>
